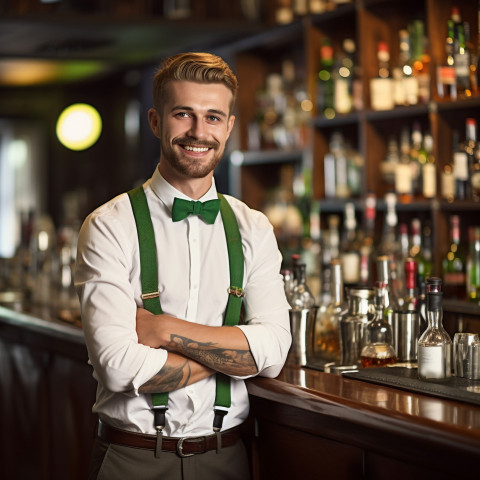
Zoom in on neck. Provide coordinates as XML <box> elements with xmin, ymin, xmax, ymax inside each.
<box><xmin>157</xmin><ymin>163</ymin><xmax>213</xmax><ymax>200</ymax></box>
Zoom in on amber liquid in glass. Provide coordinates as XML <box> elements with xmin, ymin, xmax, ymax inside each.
<box><xmin>361</xmin><ymin>355</ymin><xmax>397</xmax><ymax>368</ymax></box>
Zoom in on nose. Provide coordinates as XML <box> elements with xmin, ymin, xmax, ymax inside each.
<box><xmin>187</xmin><ymin>118</ymin><xmax>207</xmax><ymax>140</ymax></box>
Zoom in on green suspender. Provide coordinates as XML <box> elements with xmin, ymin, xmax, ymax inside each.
<box><xmin>127</xmin><ymin>186</ymin><xmax>244</xmax><ymax>439</ymax></box>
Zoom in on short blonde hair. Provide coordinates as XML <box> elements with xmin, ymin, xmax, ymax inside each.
<box><xmin>153</xmin><ymin>52</ymin><xmax>238</xmax><ymax>114</ymax></box>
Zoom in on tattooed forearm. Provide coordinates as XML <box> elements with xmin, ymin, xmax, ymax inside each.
<box><xmin>168</xmin><ymin>335</ymin><xmax>257</xmax><ymax>376</ymax></box>
<box><xmin>139</xmin><ymin>359</ymin><xmax>191</xmax><ymax>394</ymax></box>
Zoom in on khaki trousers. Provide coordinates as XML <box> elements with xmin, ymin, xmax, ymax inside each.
<box><xmin>89</xmin><ymin>435</ymin><xmax>252</xmax><ymax>480</ymax></box>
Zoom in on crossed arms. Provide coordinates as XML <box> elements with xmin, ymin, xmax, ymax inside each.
<box><xmin>136</xmin><ymin>308</ymin><xmax>258</xmax><ymax>395</ymax></box>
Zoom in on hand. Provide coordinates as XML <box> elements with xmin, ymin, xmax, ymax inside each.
<box><xmin>136</xmin><ymin>307</ymin><xmax>161</xmax><ymax>348</ymax></box>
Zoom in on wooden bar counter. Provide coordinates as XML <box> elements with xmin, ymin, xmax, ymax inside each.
<box><xmin>1</xmin><ymin>305</ymin><xmax>479</xmax><ymax>480</ymax></box>
<box><xmin>246</xmin><ymin>365</ymin><xmax>480</xmax><ymax>480</ymax></box>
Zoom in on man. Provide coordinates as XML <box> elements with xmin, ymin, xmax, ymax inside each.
<box><xmin>75</xmin><ymin>52</ymin><xmax>291</xmax><ymax>480</ymax></box>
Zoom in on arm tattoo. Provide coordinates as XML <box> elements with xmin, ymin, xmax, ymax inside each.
<box><xmin>168</xmin><ymin>335</ymin><xmax>257</xmax><ymax>376</ymax></box>
<box><xmin>139</xmin><ymin>359</ymin><xmax>191</xmax><ymax>394</ymax></box>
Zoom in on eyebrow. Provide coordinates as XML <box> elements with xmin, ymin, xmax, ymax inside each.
<box><xmin>171</xmin><ymin>105</ymin><xmax>228</xmax><ymax>119</ymax></box>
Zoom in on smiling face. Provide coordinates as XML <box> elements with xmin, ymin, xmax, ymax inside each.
<box><xmin>149</xmin><ymin>80</ymin><xmax>235</xmax><ymax>196</ymax></box>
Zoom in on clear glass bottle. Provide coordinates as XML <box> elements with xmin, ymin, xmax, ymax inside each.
<box><xmin>311</xmin><ymin>259</ymin><xmax>347</xmax><ymax>366</ymax></box>
<box><xmin>376</xmin><ymin>255</ymin><xmax>398</xmax><ymax>326</ymax></box>
<box><xmin>340</xmin><ymin>202</ymin><xmax>360</xmax><ymax>287</ymax></box>
<box><xmin>282</xmin><ymin>269</ymin><xmax>295</xmax><ymax>306</ymax></box>
<box><xmin>418</xmin><ymin>276</ymin><xmax>442</xmax><ymax>334</ymax></box>
<box><xmin>360</xmin><ymin>284</ymin><xmax>397</xmax><ymax>368</ymax></box>
<box><xmin>417</xmin><ymin>284</ymin><xmax>452</xmax><ymax>381</ymax></box>
<box><xmin>339</xmin><ymin>286</ymin><xmax>375</xmax><ymax>366</ymax></box>
<box><xmin>290</xmin><ymin>263</ymin><xmax>316</xmax><ymax>310</ymax></box>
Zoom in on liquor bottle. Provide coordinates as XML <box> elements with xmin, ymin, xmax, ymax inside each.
<box><xmin>411</xmin><ymin>18</ymin><xmax>431</xmax><ymax>104</ymax></box>
<box><xmin>376</xmin><ymin>255</ymin><xmax>398</xmax><ymax>326</ymax></box>
<box><xmin>317</xmin><ymin>38</ymin><xmax>335</xmax><ymax>119</ymax></box>
<box><xmin>381</xmin><ymin>137</ymin><xmax>399</xmax><ymax>186</ymax></box>
<box><xmin>422</xmin><ymin>132</ymin><xmax>436</xmax><ymax>199</ymax></box>
<box><xmin>290</xmin><ymin>262</ymin><xmax>316</xmax><ymax>309</ymax></box>
<box><xmin>410</xmin><ymin>218</ymin><xmax>432</xmax><ymax>288</ymax></box>
<box><xmin>465</xmin><ymin>118</ymin><xmax>477</xmax><ymax>199</ymax></box>
<box><xmin>417</xmin><ymin>276</ymin><xmax>442</xmax><ymax>335</ymax></box>
<box><xmin>359</xmin><ymin>193</ymin><xmax>376</xmax><ymax>286</ymax></box>
<box><xmin>452</xmin><ymin>130</ymin><xmax>469</xmax><ymax>200</ymax></box>
<box><xmin>467</xmin><ymin>226</ymin><xmax>480</xmax><ymax>303</ymax></box>
<box><xmin>360</xmin><ymin>283</ymin><xmax>397</xmax><ymax>368</ymax></box>
<box><xmin>394</xmin><ymin>127</ymin><xmax>413</xmax><ymax>203</ymax></box>
<box><xmin>442</xmin><ymin>214</ymin><xmax>466</xmax><ymax>299</ymax></box>
<box><xmin>370</xmin><ymin>41</ymin><xmax>394</xmax><ymax>111</ymax></box>
<box><xmin>333</xmin><ymin>38</ymin><xmax>355</xmax><ymax>115</ymax></box>
<box><xmin>437</xmin><ymin>17</ymin><xmax>457</xmax><ymax>100</ymax></box>
<box><xmin>340</xmin><ymin>202</ymin><xmax>360</xmax><ymax>286</ymax></box>
<box><xmin>453</xmin><ymin>11</ymin><xmax>471</xmax><ymax>98</ymax></box>
<box><xmin>329</xmin><ymin>131</ymin><xmax>350</xmax><ymax>198</ymax></box>
<box><xmin>417</xmin><ymin>284</ymin><xmax>452</xmax><ymax>381</ymax></box>
<box><xmin>441</xmin><ymin>163</ymin><xmax>455</xmax><ymax>203</ymax></box>
<box><xmin>275</xmin><ymin>0</ymin><xmax>294</xmax><ymax>24</ymax></box>
<box><xmin>471</xmin><ymin>139</ymin><xmax>480</xmax><ymax>202</ymax></box>
<box><xmin>312</xmin><ymin>258</ymin><xmax>347</xmax><ymax>366</ymax></box>
<box><xmin>377</xmin><ymin>193</ymin><xmax>400</xmax><ymax>261</ymax></box>
<box><xmin>409</xmin><ymin>122</ymin><xmax>424</xmax><ymax>196</ymax></box>
<box><xmin>319</xmin><ymin>215</ymin><xmax>341</xmax><ymax>305</ymax></box>
<box><xmin>399</xmin><ymin>258</ymin><xmax>419</xmax><ymax>311</ymax></box>
<box><xmin>393</xmin><ymin>29</ymin><xmax>418</xmax><ymax>106</ymax></box>
<box><xmin>465</xmin><ymin>19</ymin><xmax>478</xmax><ymax>96</ymax></box>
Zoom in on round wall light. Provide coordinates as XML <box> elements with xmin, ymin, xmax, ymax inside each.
<box><xmin>56</xmin><ymin>103</ymin><xmax>102</xmax><ymax>151</ymax></box>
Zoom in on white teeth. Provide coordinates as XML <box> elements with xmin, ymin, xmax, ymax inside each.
<box><xmin>184</xmin><ymin>145</ymin><xmax>209</xmax><ymax>153</ymax></box>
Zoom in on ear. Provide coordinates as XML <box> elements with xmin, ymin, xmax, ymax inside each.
<box><xmin>226</xmin><ymin>115</ymin><xmax>235</xmax><ymax>140</ymax></box>
<box><xmin>148</xmin><ymin>108</ymin><xmax>161</xmax><ymax>138</ymax></box>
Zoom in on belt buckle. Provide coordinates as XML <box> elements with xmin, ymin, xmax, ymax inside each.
<box><xmin>177</xmin><ymin>437</ymin><xmax>195</xmax><ymax>458</ymax></box>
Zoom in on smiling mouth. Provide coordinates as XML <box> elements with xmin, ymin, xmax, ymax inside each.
<box><xmin>183</xmin><ymin>145</ymin><xmax>211</xmax><ymax>153</ymax></box>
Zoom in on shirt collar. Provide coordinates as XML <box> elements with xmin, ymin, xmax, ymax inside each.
<box><xmin>149</xmin><ymin>165</ymin><xmax>218</xmax><ymax>213</ymax></box>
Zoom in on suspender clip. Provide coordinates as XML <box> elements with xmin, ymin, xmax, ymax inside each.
<box><xmin>213</xmin><ymin>407</ymin><xmax>228</xmax><ymax>432</ymax></box>
<box><xmin>141</xmin><ymin>291</ymin><xmax>160</xmax><ymax>300</ymax></box>
<box><xmin>228</xmin><ymin>286</ymin><xmax>245</xmax><ymax>298</ymax></box>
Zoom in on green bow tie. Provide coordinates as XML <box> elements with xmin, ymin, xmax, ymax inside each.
<box><xmin>172</xmin><ymin>197</ymin><xmax>221</xmax><ymax>224</ymax></box>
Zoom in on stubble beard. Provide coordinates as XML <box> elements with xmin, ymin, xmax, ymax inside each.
<box><xmin>161</xmin><ymin>138</ymin><xmax>224</xmax><ymax>179</ymax></box>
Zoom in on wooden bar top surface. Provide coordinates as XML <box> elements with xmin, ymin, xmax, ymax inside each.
<box><xmin>247</xmin><ymin>365</ymin><xmax>480</xmax><ymax>455</ymax></box>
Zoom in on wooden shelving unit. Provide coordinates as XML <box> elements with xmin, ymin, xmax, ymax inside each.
<box><xmin>214</xmin><ymin>0</ymin><xmax>480</xmax><ymax>321</ymax></box>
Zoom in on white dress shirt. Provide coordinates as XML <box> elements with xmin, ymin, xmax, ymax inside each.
<box><xmin>74</xmin><ymin>166</ymin><xmax>291</xmax><ymax>437</ymax></box>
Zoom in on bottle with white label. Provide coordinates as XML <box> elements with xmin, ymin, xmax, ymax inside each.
<box><xmin>417</xmin><ymin>284</ymin><xmax>452</xmax><ymax>381</ymax></box>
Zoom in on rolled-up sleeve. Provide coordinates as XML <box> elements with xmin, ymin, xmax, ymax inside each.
<box><xmin>74</xmin><ymin>199</ymin><xmax>167</xmax><ymax>396</ymax></box>
<box><xmin>234</xmin><ymin>208</ymin><xmax>291</xmax><ymax>379</ymax></box>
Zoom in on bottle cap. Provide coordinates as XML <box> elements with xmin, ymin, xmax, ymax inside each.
<box><xmin>426</xmin><ymin>276</ymin><xmax>442</xmax><ymax>293</ymax></box>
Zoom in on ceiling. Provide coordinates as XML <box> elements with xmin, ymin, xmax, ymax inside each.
<box><xmin>0</xmin><ymin>14</ymin><xmax>261</xmax><ymax>86</ymax></box>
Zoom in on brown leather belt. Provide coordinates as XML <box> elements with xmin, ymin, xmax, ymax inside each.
<box><xmin>97</xmin><ymin>420</ymin><xmax>241</xmax><ymax>456</ymax></box>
